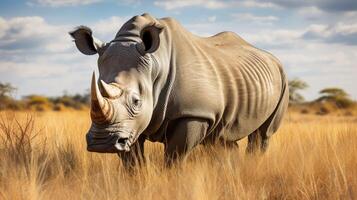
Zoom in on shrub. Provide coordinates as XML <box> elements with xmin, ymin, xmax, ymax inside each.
<box><xmin>344</xmin><ymin>111</ymin><xmax>353</xmax><ymax>116</ymax></box>
<box><xmin>0</xmin><ymin>114</ymin><xmax>42</xmax><ymax>178</ymax></box>
<box><xmin>50</xmin><ymin>96</ymin><xmax>84</xmax><ymax>110</ymax></box>
<box><xmin>34</xmin><ymin>105</ymin><xmax>46</xmax><ymax>112</ymax></box>
<box><xmin>300</xmin><ymin>109</ymin><xmax>309</xmax><ymax>114</ymax></box>
<box><xmin>53</xmin><ymin>103</ymin><xmax>65</xmax><ymax>111</ymax></box>
<box><xmin>24</xmin><ymin>95</ymin><xmax>50</xmax><ymax>106</ymax></box>
<box><xmin>334</xmin><ymin>96</ymin><xmax>354</xmax><ymax>109</ymax></box>
<box><xmin>0</xmin><ymin>96</ymin><xmax>13</xmax><ymax>110</ymax></box>
<box><xmin>7</xmin><ymin>100</ymin><xmax>26</xmax><ymax>110</ymax></box>
<box><xmin>316</xmin><ymin>106</ymin><xmax>329</xmax><ymax>115</ymax></box>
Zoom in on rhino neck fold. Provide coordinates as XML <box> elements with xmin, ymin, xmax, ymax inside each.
<box><xmin>142</xmin><ymin>19</ymin><xmax>175</xmax><ymax>140</ymax></box>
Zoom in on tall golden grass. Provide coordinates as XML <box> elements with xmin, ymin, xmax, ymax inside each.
<box><xmin>0</xmin><ymin>110</ymin><xmax>356</xmax><ymax>200</ymax></box>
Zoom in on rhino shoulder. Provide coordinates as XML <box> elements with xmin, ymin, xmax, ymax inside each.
<box><xmin>159</xmin><ymin>17</ymin><xmax>181</xmax><ymax>28</ymax></box>
<box><xmin>193</xmin><ymin>31</ymin><xmax>251</xmax><ymax>49</ymax></box>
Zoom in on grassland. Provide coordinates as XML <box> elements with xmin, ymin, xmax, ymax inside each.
<box><xmin>0</xmin><ymin>110</ymin><xmax>356</xmax><ymax>200</ymax></box>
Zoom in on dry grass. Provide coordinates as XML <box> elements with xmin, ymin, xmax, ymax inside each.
<box><xmin>0</xmin><ymin>110</ymin><xmax>356</xmax><ymax>200</ymax></box>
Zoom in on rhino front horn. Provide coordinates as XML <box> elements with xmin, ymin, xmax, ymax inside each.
<box><xmin>100</xmin><ymin>80</ymin><xmax>122</xmax><ymax>98</ymax></box>
<box><xmin>90</xmin><ymin>72</ymin><xmax>113</xmax><ymax>124</ymax></box>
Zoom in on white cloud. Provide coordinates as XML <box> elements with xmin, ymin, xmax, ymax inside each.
<box><xmin>28</xmin><ymin>0</ymin><xmax>142</xmax><ymax>7</ymax></box>
<box><xmin>29</xmin><ymin>0</ymin><xmax>101</xmax><ymax>7</ymax></box>
<box><xmin>0</xmin><ymin>16</ymin><xmax>70</xmax><ymax>52</ymax></box>
<box><xmin>153</xmin><ymin>0</ymin><xmax>279</xmax><ymax>10</ymax></box>
<box><xmin>117</xmin><ymin>0</ymin><xmax>141</xmax><ymax>6</ymax></box>
<box><xmin>270</xmin><ymin>42</ymin><xmax>357</xmax><ymax>100</ymax></box>
<box><xmin>242</xmin><ymin>29</ymin><xmax>303</xmax><ymax>48</ymax></box>
<box><xmin>297</xmin><ymin>6</ymin><xmax>325</xmax><ymax>20</ymax></box>
<box><xmin>304</xmin><ymin>24</ymin><xmax>330</xmax><ymax>37</ymax></box>
<box><xmin>0</xmin><ymin>61</ymin><xmax>68</xmax><ymax>78</ymax></box>
<box><xmin>0</xmin><ymin>50</ymin><xmax>97</xmax><ymax>97</ymax></box>
<box><xmin>232</xmin><ymin>13</ymin><xmax>279</xmax><ymax>23</ymax></box>
<box><xmin>0</xmin><ymin>15</ymin><xmax>125</xmax><ymax>97</ymax></box>
<box><xmin>92</xmin><ymin>16</ymin><xmax>128</xmax><ymax>40</ymax></box>
<box><xmin>334</xmin><ymin>22</ymin><xmax>357</xmax><ymax>34</ymax></box>
<box><xmin>0</xmin><ymin>15</ymin><xmax>128</xmax><ymax>54</ymax></box>
<box><xmin>0</xmin><ymin>18</ymin><xmax>8</xmax><ymax>38</ymax></box>
<box><xmin>303</xmin><ymin>22</ymin><xmax>357</xmax><ymax>44</ymax></box>
<box><xmin>238</xmin><ymin>1</ymin><xmax>278</xmax><ymax>8</ymax></box>
<box><xmin>255</xmin><ymin>0</ymin><xmax>357</xmax><ymax>12</ymax></box>
<box><xmin>343</xmin><ymin>11</ymin><xmax>357</xmax><ymax>19</ymax></box>
<box><xmin>154</xmin><ymin>0</ymin><xmax>227</xmax><ymax>10</ymax></box>
<box><xmin>184</xmin><ymin>21</ymin><xmax>301</xmax><ymax>46</ymax></box>
<box><xmin>208</xmin><ymin>16</ymin><xmax>217</xmax><ymax>23</ymax></box>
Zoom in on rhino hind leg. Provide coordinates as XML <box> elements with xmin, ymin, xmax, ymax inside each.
<box><xmin>245</xmin><ymin>128</ymin><xmax>271</xmax><ymax>154</ymax></box>
<box><xmin>246</xmin><ymin>130</ymin><xmax>263</xmax><ymax>154</ymax></box>
<box><xmin>164</xmin><ymin>117</ymin><xmax>209</xmax><ymax>166</ymax></box>
<box><xmin>246</xmin><ymin>83</ymin><xmax>289</xmax><ymax>154</ymax></box>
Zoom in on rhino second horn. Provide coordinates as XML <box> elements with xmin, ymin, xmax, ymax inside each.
<box><xmin>90</xmin><ymin>72</ymin><xmax>113</xmax><ymax>124</ymax></box>
<box><xmin>100</xmin><ymin>80</ymin><xmax>122</xmax><ymax>98</ymax></box>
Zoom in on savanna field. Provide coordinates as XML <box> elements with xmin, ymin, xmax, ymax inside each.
<box><xmin>0</xmin><ymin>109</ymin><xmax>356</xmax><ymax>200</ymax></box>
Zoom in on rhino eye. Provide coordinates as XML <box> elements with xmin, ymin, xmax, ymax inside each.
<box><xmin>126</xmin><ymin>92</ymin><xmax>142</xmax><ymax>117</ymax></box>
<box><xmin>131</xmin><ymin>95</ymin><xmax>142</xmax><ymax>109</ymax></box>
<box><xmin>133</xmin><ymin>98</ymin><xmax>141</xmax><ymax>106</ymax></box>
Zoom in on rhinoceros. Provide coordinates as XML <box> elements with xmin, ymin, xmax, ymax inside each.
<box><xmin>70</xmin><ymin>13</ymin><xmax>288</xmax><ymax>167</ymax></box>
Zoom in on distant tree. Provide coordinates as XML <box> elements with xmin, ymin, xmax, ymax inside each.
<box><xmin>316</xmin><ymin>87</ymin><xmax>354</xmax><ymax>108</ymax></box>
<box><xmin>0</xmin><ymin>82</ymin><xmax>16</xmax><ymax>98</ymax></box>
<box><xmin>319</xmin><ymin>88</ymin><xmax>348</xmax><ymax>98</ymax></box>
<box><xmin>0</xmin><ymin>82</ymin><xmax>17</xmax><ymax>110</ymax></box>
<box><xmin>288</xmin><ymin>78</ymin><xmax>308</xmax><ymax>104</ymax></box>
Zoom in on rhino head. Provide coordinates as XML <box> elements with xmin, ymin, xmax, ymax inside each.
<box><xmin>70</xmin><ymin>15</ymin><xmax>164</xmax><ymax>153</ymax></box>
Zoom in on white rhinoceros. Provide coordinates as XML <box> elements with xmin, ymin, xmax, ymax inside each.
<box><xmin>70</xmin><ymin>13</ymin><xmax>289</xmax><ymax>167</ymax></box>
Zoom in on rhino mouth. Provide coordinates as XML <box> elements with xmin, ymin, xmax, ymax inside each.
<box><xmin>86</xmin><ymin>127</ymin><xmax>135</xmax><ymax>153</ymax></box>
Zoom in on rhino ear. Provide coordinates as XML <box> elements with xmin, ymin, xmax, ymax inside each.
<box><xmin>137</xmin><ymin>23</ymin><xmax>164</xmax><ymax>55</ymax></box>
<box><xmin>69</xmin><ymin>26</ymin><xmax>107</xmax><ymax>55</ymax></box>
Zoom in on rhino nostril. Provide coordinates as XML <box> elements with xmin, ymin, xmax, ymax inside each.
<box><xmin>117</xmin><ymin>138</ymin><xmax>128</xmax><ymax>145</ymax></box>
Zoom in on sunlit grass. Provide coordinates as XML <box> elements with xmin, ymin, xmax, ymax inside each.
<box><xmin>0</xmin><ymin>110</ymin><xmax>356</xmax><ymax>200</ymax></box>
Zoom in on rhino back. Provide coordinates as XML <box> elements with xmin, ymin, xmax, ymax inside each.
<box><xmin>158</xmin><ymin>18</ymin><xmax>284</xmax><ymax>141</ymax></box>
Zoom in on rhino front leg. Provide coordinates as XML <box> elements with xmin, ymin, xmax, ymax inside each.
<box><xmin>117</xmin><ymin>134</ymin><xmax>146</xmax><ymax>170</ymax></box>
<box><xmin>164</xmin><ymin>118</ymin><xmax>209</xmax><ymax>166</ymax></box>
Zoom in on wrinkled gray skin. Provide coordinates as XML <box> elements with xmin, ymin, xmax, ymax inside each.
<box><xmin>70</xmin><ymin>13</ymin><xmax>289</xmax><ymax>168</ymax></box>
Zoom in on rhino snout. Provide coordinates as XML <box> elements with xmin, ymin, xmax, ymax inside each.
<box><xmin>86</xmin><ymin>130</ymin><xmax>131</xmax><ymax>153</ymax></box>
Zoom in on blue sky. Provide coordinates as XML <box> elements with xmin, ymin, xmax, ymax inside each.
<box><xmin>0</xmin><ymin>0</ymin><xmax>356</xmax><ymax>100</ymax></box>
